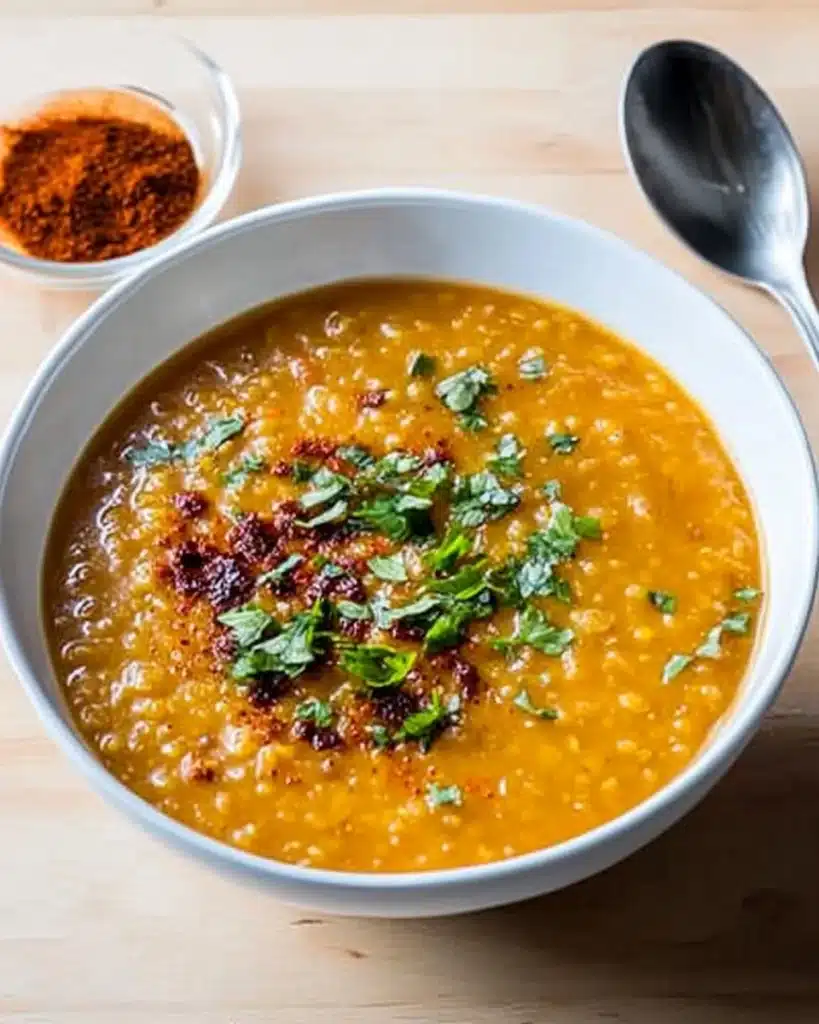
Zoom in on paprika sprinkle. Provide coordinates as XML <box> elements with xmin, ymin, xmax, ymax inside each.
<box><xmin>0</xmin><ymin>104</ymin><xmax>200</xmax><ymax>263</ymax></box>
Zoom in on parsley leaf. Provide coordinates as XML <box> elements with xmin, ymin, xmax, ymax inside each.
<box><xmin>257</xmin><ymin>553</ymin><xmax>304</xmax><ymax>586</ymax></box>
<box><xmin>427</xmin><ymin>558</ymin><xmax>491</xmax><ymax>601</ymax></box>
<box><xmin>371</xmin><ymin>451</ymin><xmax>423</xmax><ymax>481</ymax></box>
<box><xmin>338</xmin><ymin>643</ymin><xmax>416</xmax><ymax>689</ymax></box>
<box><xmin>295</xmin><ymin>697</ymin><xmax>333</xmax><ymax>728</ymax></box>
<box><xmin>435</xmin><ymin>365</ymin><xmax>497</xmax><ymax>430</ymax></box>
<box><xmin>548</xmin><ymin>433</ymin><xmax>580</xmax><ymax>455</ymax></box>
<box><xmin>518</xmin><ymin>351</ymin><xmax>547</xmax><ymax>380</ymax></box>
<box><xmin>424</xmin><ymin>600</ymin><xmax>484</xmax><ymax>653</ymax></box>
<box><xmin>232</xmin><ymin>601</ymin><xmax>326</xmax><ymax>680</ymax></box>
<box><xmin>336</xmin><ymin>444</ymin><xmax>376</xmax><ymax>471</ymax></box>
<box><xmin>369</xmin><ymin>724</ymin><xmax>392</xmax><ymax>748</ymax></box>
<box><xmin>297</xmin><ymin>499</ymin><xmax>349</xmax><ymax>528</ymax></box>
<box><xmin>493</xmin><ymin>605</ymin><xmax>574</xmax><ymax>657</ymax></box>
<box><xmin>488</xmin><ymin>433</ymin><xmax>525</xmax><ymax>478</ymax></box>
<box><xmin>222</xmin><ymin>453</ymin><xmax>267</xmax><ymax>488</ymax></box>
<box><xmin>648</xmin><ymin>590</ymin><xmax>677</xmax><ymax>615</ymax></box>
<box><xmin>336</xmin><ymin>600</ymin><xmax>372</xmax><ymax>621</ymax></box>
<box><xmin>424</xmin><ymin>524</ymin><xmax>473</xmax><ymax>575</ymax></box>
<box><xmin>513</xmin><ymin>689</ymin><xmax>559</xmax><ymax>720</ymax></box>
<box><xmin>374</xmin><ymin>593</ymin><xmax>443</xmax><ymax>628</ymax></box>
<box><xmin>733</xmin><ymin>587</ymin><xmax>761</xmax><ymax>602</ymax></box>
<box><xmin>368</xmin><ymin>553</ymin><xmax>407</xmax><ymax>582</ymax></box>
<box><xmin>408</xmin><ymin>352</ymin><xmax>436</xmax><ymax>377</ymax></box>
<box><xmin>696</xmin><ymin>626</ymin><xmax>723</xmax><ymax>659</ymax></box>
<box><xmin>723</xmin><ymin>611</ymin><xmax>751</xmax><ymax>634</ymax></box>
<box><xmin>451</xmin><ymin>470</ymin><xmax>520</xmax><ymax>528</ymax></box>
<box><xmin>662</xmin><ymin>653</ymin><xmax>693</xmax><ymax>683</ymax></box>
<box><xmin>291</xmin><ymin>460</ymin><xmax>313</xmax><ymax>483</ymax></box>
<box><xmin>542</xmin><ymin>479</ymin><xmax>562</xmax><ymax>501</ymax></box>
<box><xmin>397</xmin><ymin>691</ymin><xmax>456</xmax><ymax>748</ymax></box>
<box><xmin>218</xmin><ymin>604</ymin><xmax>277</xmax><ymax>649</ymax></box>
<box><xmin>125</xmin><ymin>439</ymin><xmax>176</xmax><ymax>467</ymax></box>
<box><xmin>354</xmin><ymin>493</ymin><xmax>434</xmax><ymax>542</ymax></box>
<box><xmin>425</xmin><ymin>782</ymin><xmax>463</xmax><ymax>809</ymax></box>
<box><xmin>126</xmin><ymin>416</ymin><xmax>245</xmax><ymax>468</ymax></box>
<box><xmin>193</xmin><ymin>417</ymin><xmax>245</xmax><ymax>456</ymax></box>
<box><xmin>299</xmin><ymin>466</ymin><xmax>350</xmax><ymax>510</ymax></box>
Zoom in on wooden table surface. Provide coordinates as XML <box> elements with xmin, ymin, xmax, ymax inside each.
<box><xmin>3</xmin><ymin>3</ymin><xmax>819</xmax><ymax>1022</ymax></box>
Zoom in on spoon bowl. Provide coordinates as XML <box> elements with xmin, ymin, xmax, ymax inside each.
<box><xmin>621</xmin><ymin>39</ymin><xmax>819</xmax><ymax>364</ymax></box>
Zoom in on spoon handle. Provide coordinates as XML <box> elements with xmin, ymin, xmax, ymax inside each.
<box><xmin>772</xmin><ymin>272</ymin><xmax>819</xmax><ymax>374</ymax></box>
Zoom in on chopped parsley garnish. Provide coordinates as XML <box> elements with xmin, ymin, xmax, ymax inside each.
<box><xmin>665</xmin><ymin>607</ymin><xmax>753</xmax><ymax>681</ymax></box>
<box><xmin>733</xmin><ymin>587</ymin><xmax>761</xmax><ymax>602</ymax></box>
<box><xmin>299</xmin><ymin>466</ymin><xmax>350</xmax><ymax>510</ymax></box>
<box><xmin>218</xmin><ymin>604</ymin><xmax>277</xmax><ymax>649</ymax></box>
<box><xmin>336</xmin><ymin>444</ymin><xmax>376</xmax><ymax>471</ymax></box>
<box><xmin>336</xmin><ymin>600</ymin><xmax>372</xmax><ymax>621</ymax></box>
<box><xmin>662</xmin><ymin>653</ymin><xmax>693</xmax><ymax>684</ymax></box>
<box><xmin>518</xmin><ymin>351</ymin><xmax>547</xmax><ymax>380</ymax></box>
<box><xmin>648</xmin><ymin>590</ymin><xmax>677</xmax><ymax>615</ymax></box>
<box><xmin>354</xmin><ymin>492</ymin><xmax>434</xmax><ymax>542</ymax></box>
<box><xmin>338</xmin><ymin>643</ymin><xmax>416</xmax><ymax>689</ymax></box>
<box><xmin>232</xmin><ymin>601</ymin><xmax>328</xmax><ymax>681</ymax></box>
<box><xmin>297</xmin><ymin>499</ymin><xmax>348</xmax><ymax>528</ymax></box>
<box><xmin>513</xmin><ymin>689</ymin><xmax>559</xmax><ymax>720</ymax></box>
<box><xmin>424</xmin><ymin>523</ymin><xmax>473</xmax><ymax>575</ymax></box>
<box><xmin>492</xmin><ymin>605</ymin><xmax>574</xmax><ymax>657</ymax></box>
<box><xmin>222</xmin><ymin>453</ymin><xmax>267</xmax><ymax>488</ymax></box>
<box><xmin>257</xmin><ymin>553</ymin><xmax>304</xmax><ymax>586</ymax></box>
<box><xmin>291</xmin><ymin>460</ymin><xmax>313</xmax><ymax>483</ymax></box>
<box><xmin>371</xmin><ymin>450</ymin><xmax>423</xmax><ymax>480</ymax></box>
<box><xmin>397</xmin><ymin>691</ymin><xmax>458</xmax><ymax>749</ymax></box>
<box><xmin>126</xmin><ymin>416</ymin><xmax>245</xmax><ymax>467</ymax></box>
<box><xmin>542</xmin><ymin>479</ymin><xmax>562</xmax><ymax>501</ymax></box>
<box><xmin>368</xmin><ymin>553</ymin><xmax>407</xmax><ymax>582</ymax></box>
<box><xmin>373</xmin><ymin>593</ymin><xmax>443</xmax><ymax>628</ymax></box>
<box><xmin>369</xmin><ymin>724</ymin><xmax>392</xmax><ymax>748</ymax></box>
<box><xmin>408</xmin><ymin>352</ymin><xmax>436</xmax><ymax>377</ymax></box>
<box><xmin>424</xmin><ymin>782</ymin><xmax>463</xmax><ymax>810</ymax></box>
<box><xmin>435</xmin><ymin>365</ymin><xmax>497</xmax><ymax>431</ymax></box>
<box><xmin>295</xmin><ymin>697</ymin><xmax>333</xmax><ymax>728</ymax></box>
<box><xmin>488</xmin><ymin>433</ymin><xmax>525</xmax><ymax>478</ymax></box>
<box><xmin>547</xmin><ymin>432</ymin><xmax>580</xmax><ymax>455</ymax></box>
<box><xmin>450</xmin><ymin>470</ymin><xmax>520</xmax><ymax>527</ymax></box>
<box><xmin>424</xmin><ymin>600</ymin><xmax>484</xmax><ymax>653</ymax></box>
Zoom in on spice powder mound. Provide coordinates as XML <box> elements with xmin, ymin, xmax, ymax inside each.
<box><xmin>0</xmin><ymin>113</ymin><xmax>200</xmax><ymax>263</ymax></box>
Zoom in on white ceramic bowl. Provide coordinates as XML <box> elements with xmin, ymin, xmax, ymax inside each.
<box><xmin>0</xmin><ymin>189</ymin><xmax>815</xmax><ymax>917</ymax></box>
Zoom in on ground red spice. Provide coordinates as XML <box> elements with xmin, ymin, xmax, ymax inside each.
<box><xmin>0</xmin><ymin>113</ymin><xmax>199</xmax><ymax>262</ymax></box>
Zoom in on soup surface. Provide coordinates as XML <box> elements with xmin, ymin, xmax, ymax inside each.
<box><xmin>46</xmin><ymin>281</ymin><xmax>761</xmax><ymax>873</ymax></box>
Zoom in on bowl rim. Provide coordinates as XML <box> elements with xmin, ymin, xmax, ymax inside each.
<box><xmin>2</xmin><ymin>186</ymin><xmax>816</xmax><ymax>892</ymax></box>
<box><xmin>0</xmin><ymin>37</ymin><xmax>242</xmax><ymax>288</ymax></box>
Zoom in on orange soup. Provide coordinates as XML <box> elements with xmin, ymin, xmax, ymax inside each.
<box><xmin>45</xmin><ymin>281</ymin><xmax>761</xmax><ymax>872</ymax></box>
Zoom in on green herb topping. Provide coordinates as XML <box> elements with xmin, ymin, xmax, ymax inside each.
<box><xmin>518</xmin><ymin>351</ymin><xmax>547</xmax><ymax>380</ymax></box>
<box><xmin>451</xmin><ymin>470</ymin><xmax>520</xmax><ymax>528</ymax></box>
<box><xmin>513</xmin><ymin>689</ymin><xmax>559</xmax><ymax>720</ymax></box>
<box><xmin>127</xmin><ymin>416</ymin><xmax>245</xmax><ymax>467</ymax></box>
<box><xmin>648</xmin><ymin>590</ymin><xmax>677</xmax><ymax>615</ymax></box>
<box><xmin>435</xmin><ymin>365</ymin><xmax>497</xmax><ymax>431</ymax></box>
<box><xmin>368</xmin><ymin>553</ymin><xmax>408</xmax><ymax>582</ymax></box>
<box><xmin>492</xmin><ymin>605</ymin><xmax>574</xmax><ymax>657</ymax></box>
<box><xmin>257</xmin><ymin>553</ymin><xmax>304</xmax><ymax>586</ymax></box>
<box><xmin>408</xmin><ymin>352</ymin><xmax>436</xmax><ymax>377</ymax></box>
<box><xmin>338</xmin><ymin>643</ymin><xmax>416</xmax><ymax>689</ymax></box>
<box><xmin>547</xmin><ymin>432</ymin><xmax>580</xmax><ymax>455</ymax></box>
<box><xmin>488</xmin><ymin>433</ymin><xmax>525</xmax><ymax>478</ymax></box>
<box><xmin>425</xmin><ymin>782</ymin><xmax>463</xmax><ymax>810</ymax></box>
<box><xmin>295</xmin><ymin>697</ymin><xmax>334</xmax><ymax>728</ymax></box>
<box><xmin>222</xmin><ymin>453</ymin><xmax>266</xmax><ymax>488</ymax></box>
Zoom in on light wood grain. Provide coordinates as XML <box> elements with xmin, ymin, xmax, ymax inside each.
<box><xmin>2</xmin><ymin>5</ymin><xmax>819</xmax><ymax>1023</ymax></box>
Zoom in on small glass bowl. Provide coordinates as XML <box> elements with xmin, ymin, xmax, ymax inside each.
<box><xmin>0</xmin><ymin>24</ymin><xmax>241</xmax><ymax>289</ymax></box>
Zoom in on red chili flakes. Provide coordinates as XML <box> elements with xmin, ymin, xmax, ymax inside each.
<box><xmin>211</xmin><ymin>629</ymin><xmax>236</xmax><ymax>664</ymax></box>
<box><xmin>270</xmin><ymin>499</ymin><xmax>302</xmax><ymax>541</ymax></box>
<box><xmin>305</xmin><ymin>565</ymin><xmax>367</xmax><ymax>605</ymax></box>
<box><xmin>357</xmin><ymin>389</ymin><xmax>388</xmax><ymax>410</ymax></box>
<box><xmin>202</xmin><ymin>554</ymin><xmax>255</xmax><ymax>613</ymax></box>
<box><xmin>227</xmin><ymin>512</ymin><xmax>278</xmax><ymax>565</ymax></box>
<box><xmin>248</xmin><ymin>675</ymin><xmax>289</xmax><ymax>709</ymax></box>
<box><xmin>388</xmin><ymin>620</ymin><xmax>426</xmax><ymax>643</ymax></box>
<box><xmin>271</xmin><ymin>460</ymin><xmax>293</xmax><ymax>478</ymax></box>
<box><xmin>430</xmin><ymin>650</ymin><xmax>480</xmax><ymax>700</ymax></box>
<box><xmin>291</xmin><ymin>437</ymin><xmax>339</xmax><ymax>460</ymax></box>
<box><xmin>174</xmin><ymin>490</ymin><xmax>209</xmax><ymax>519</ymax></box>
<box><xmin>371</xmin><ymin>689</ymin><xmax>421</xmax><ymax>729</ymax></box>
<box><xmin>161</xmin><ymin>539</ymin><xmax>220</xmax><ymax>599</ymax></box>
<box><xmin>291</xmin><ymin>719</ymin><xmax>344</xmax><ymax>751</ymax></box>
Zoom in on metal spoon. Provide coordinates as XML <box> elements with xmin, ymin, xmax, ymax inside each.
<box><xmin>620</xmin><ymin>39</ymin><xmax>819</xmax><ymax>368</ymax></box>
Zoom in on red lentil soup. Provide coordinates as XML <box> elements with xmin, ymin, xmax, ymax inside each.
<box><xmin>45</xmin><ymin>280</ymin><xmax>761</xmax><ymax>873</ymax></box>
